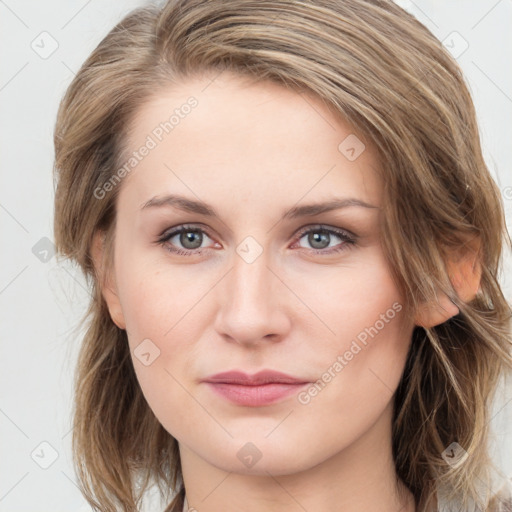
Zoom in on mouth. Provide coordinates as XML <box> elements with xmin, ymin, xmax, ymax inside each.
<box><xmin>201</xmin><ymin>370</ymin><xmax>311</xmax><ymax>407</ymax></box>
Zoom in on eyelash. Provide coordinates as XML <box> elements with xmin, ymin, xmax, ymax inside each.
<box><xmin>155</xmin><ymin>223</ymin><xmax>357</xmax><ymax>257</ymax></box>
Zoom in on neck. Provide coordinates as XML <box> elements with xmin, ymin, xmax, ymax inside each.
<box><xmin>179</xmin><ymin>401</ymin><xmax>416</xmax><ymax>511</ymax></box>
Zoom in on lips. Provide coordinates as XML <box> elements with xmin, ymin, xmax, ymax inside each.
<box><xmin>202</xmin><ymin>370</ymin><xmax>309</xmax><ymax>386</ymax></box>
<box><xmin>202</xmin><ymin>370</ymin><xmax>310</xmax><ymax>406</ymax></box>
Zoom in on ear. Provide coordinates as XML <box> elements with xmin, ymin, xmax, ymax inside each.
<box><xmin>414</xmin><ymin>236</ymin><xmax>482</xmax><ymax>329</ymax></box>
<box><xmin>91</xmin><ymin>230</ymin><xmax>126</xmax><ymax>330</ymax></box>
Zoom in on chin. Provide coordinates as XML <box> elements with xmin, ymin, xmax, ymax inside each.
<box><xmin>192</xmin><ymin>433</ymin><xmax>329</xmax><ymax>476</ymax></box>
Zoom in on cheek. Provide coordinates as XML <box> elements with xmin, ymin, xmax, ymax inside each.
<box><xmin>290</xmin><ymin>249</ymin><xmax>404</xmax><ymax>349</ymax></box>
<box><xmin>114</xmin><ymin>248</ymin><xmax>213</xmax><ymax>396</ymax></box>
<box><xmin>293</xmin><ymin>251</ymin><xmax>411</xmax><ymax>411</ymax></box>
<box><xmin>295</xmin><ymin>277</ymin><xmax>411</xmax><ymax>456</ymax></box>
<box><xmin>115</xmin><ymin>259</ymin><xmax>206</xmax><ymax>433</ymax></box>
<box><xmin>115</xmin><ymin>243</ymin><xmax>206</xmax><ymax>340</ymax></box>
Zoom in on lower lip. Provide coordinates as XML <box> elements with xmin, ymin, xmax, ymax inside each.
<box><xmin>204</xmin><ymin>382</ymin><xmax>309</xmax><ymax>406</ymax></box>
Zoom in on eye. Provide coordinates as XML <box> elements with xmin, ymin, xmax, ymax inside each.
<box><xmin>292</xmin><ymin>225</ymin><xmax>356</xmax><ymax>255</ymax></box>
<box><xmin>156</xmin><ymin>224</ymin><xmax>217</xmax><ymax>256</ymax></box>
<box><xmin>155</xmin><ymin>223</ymin><xmax>357</xmax><ymax>257</ymax></box>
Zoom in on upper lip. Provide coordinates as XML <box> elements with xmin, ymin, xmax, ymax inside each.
<box><xmin>202</xmin><ymin>370</ymin><xmax>309</xmax><ymax>386</ymax></box>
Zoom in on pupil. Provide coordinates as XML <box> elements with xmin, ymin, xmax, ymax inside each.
<box><xmin>182</xmin><ymin>230</ymin><xmax>202</xmax><ymax>249</ymax></box>
<box><xmin>310</xmin><ymin>231</ymin><xmax>329</xmax><ymax>249</ymax></box>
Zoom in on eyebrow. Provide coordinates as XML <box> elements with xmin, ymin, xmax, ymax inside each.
<box><xmin>140</xmin><ymin>194</ymin><xmax>378</xmax><ymax>219</ymax></box>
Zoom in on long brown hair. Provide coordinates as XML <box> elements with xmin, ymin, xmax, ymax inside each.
<box><xmin>53</xmin><ymin>1</ymin><xmax>512</xmax><ymax>510</ymax></box>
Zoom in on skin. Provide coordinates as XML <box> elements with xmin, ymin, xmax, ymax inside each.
<box><xmin>92</xmin><ymin>71</ymin><xmax>474</xmax><ymax>511</ymax></box>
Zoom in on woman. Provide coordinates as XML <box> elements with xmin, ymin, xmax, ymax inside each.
<box><xmin>52</xmin><ymin>0</ymin><xmax>512</xmax><ymax>511</ymax></box>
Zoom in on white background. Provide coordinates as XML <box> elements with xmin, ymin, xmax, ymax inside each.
<box><xmin>1</xmin><ymin>1</ymin><xmax>511</xmax><ymax>510</ymax></box>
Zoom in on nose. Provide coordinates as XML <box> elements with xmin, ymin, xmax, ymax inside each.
<box><xmin>213</xmin><ymin>246</ymin><xmax>291</xmax><ymax>347</ymax></box>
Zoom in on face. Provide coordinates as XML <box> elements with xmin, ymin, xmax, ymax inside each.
<box><xmin>101</xmin><ymin>71</ymin><xmax>417</xmax><ymax>475</ymax></box>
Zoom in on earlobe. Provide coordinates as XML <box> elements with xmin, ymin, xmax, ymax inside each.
<box><xmin>445</xmin><ymin>237</ymin><xmax>482</xmax><ymax>303</ymax></box>
<box><xmin>414</xmin><ymin>236</ymin><xmax>482</xmax><ymax>329</ymax></box>
<box><xmin>414</xmin><ymin>295</ymin><xmax>460</xmax><ymax>329</ymax></box>
<box><xmin>91</xmin><ymin>230</ymin><xmax>126</xmax><ymax>330</ymax></box>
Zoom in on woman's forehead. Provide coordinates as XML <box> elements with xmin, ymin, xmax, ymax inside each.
<box><xmin>119</xmin><ymin>73</ymin><xmax>383</xmax><ymax>214</ymax></box>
